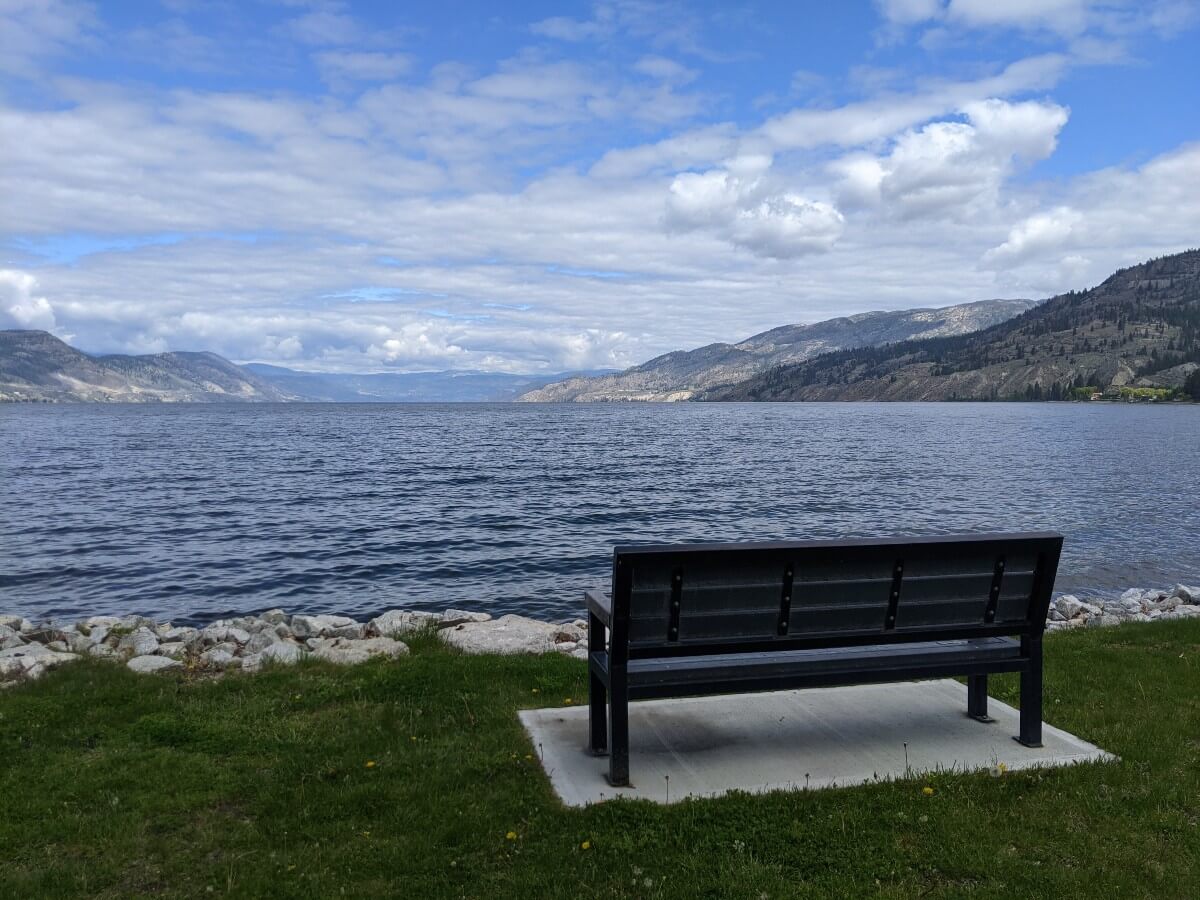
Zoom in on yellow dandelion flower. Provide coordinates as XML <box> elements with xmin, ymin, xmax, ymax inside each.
<box><xmin>506</xmin><ymin>831</ymin><xmax>518</xmax><ymax>841</ymax></box>
<box><xmin>581</xmin><ymin>840</ymin><xmax>592</xmax><ymax>850</ymax></box>
<box><xmin>998</xmin><ymin>762</ymin><xmax>1008</xmax><ymax>773</ymax></box>
<box><xmin>564</xmin><ymin>698</ymin><xmax>573</xmax><ymax>705</ymax></box>
<box><xmin>922</xmin><ymin>786</ymin><xmax>934</xmax><ymax>796</ymax></box>
<box><xmin>524</xmin><ymin>753</ymin><xmax>533</xmax><ymax>760</ymax></box>
<box><xmin>365</xmin><ymin>760</ymin><xmax>376</xmax><ymax>768</ymax></box>
<box><xmin>410</xmin><ymin>736</ymin><xmax>417</xmax><ymax>742</ymax></box>
<box><xmin>531</xmin><ymin>688</ymin><xmax>539</xmax><ymax>693</ymax></box>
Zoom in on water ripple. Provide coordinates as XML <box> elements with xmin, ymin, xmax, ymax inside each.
<box><xmin>2</xmin><ymin>402</ymin><xmax>1198</xmax><ymax>625</ymax></box>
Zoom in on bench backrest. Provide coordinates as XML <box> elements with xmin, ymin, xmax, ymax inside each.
<box><xmin>608</xmin><ymin>533</ymin><xmax>1062</xmax><ymax>660</ymax></box>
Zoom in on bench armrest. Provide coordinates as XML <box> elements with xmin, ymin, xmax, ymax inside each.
<box><xmin>585</xmin><ymin>588</ymin><xmax>612</xmax><ymax>627</ymax></box>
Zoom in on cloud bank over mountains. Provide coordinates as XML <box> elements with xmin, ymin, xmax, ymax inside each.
<box><xmin>1</xmin><ymin>0</ymin><xmax>1198</xmax><ymax>372</ymax></box>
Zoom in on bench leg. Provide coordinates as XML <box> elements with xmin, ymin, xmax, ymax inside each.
<box><xmin>967</xmin><ymin>674</ymin><xmax>993</xmax><ymax>722</ymax></box>
<box><xmin>607</xmin><ymin>669</ymin><xmax>630</xmax><ymax>787</ymax></box>
<box><xmin>587</xmin><ymin>614</ymin><xmax>608</xmax><ymax>756</ymax></box>
<box><xmin>1015</xmin><ymin>637</ymin><xmax>1044</xmax><ymax>748</ymax></box>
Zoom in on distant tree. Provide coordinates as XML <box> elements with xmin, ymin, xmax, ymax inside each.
<box><xmin>1185</xmin><ymin>368</ymin><xmax>1200</xmax><ymax>400</ymax></box>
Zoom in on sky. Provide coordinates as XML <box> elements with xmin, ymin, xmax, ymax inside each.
<box><xmin>2</xmin><ymin>1</ymin><xmax>1199</xmax><ymax>374</ymax></box>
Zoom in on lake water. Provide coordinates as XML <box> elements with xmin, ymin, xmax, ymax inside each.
<box><xmin>2</xmin><ymin>402</ymin><xmax>1198</xmax><ymax>625</ymax></box>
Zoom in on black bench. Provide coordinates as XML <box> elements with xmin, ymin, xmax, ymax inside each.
<box><xmin>585</xmin><ymin>532</ymin><xmax>1063</xmax><ymax>787</ymax></box>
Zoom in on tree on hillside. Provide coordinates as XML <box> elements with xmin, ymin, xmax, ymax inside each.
<box><xmin>1185</xmin><ymin>368</ymin><xmax>1200</xmax><ymax>400</ymax></box>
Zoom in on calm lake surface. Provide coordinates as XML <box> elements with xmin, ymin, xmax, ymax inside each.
<box><xmin>2</xmin><ymin>402</ymin><xmax>1198</xmax><ymax>625</ymax></box>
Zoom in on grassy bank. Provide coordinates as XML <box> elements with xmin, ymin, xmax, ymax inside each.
<box><xmin>2</xmin><ymin>621</ymin><xmax>1198</xmax><ymax>899</ymax></box>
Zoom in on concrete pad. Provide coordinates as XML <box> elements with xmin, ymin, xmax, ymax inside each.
<box><xmin>519</xmin><ymin>679</ymin><xmax>1115</xmax><ymax>806</ymax></box>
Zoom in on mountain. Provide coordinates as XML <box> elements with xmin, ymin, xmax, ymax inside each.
<box><xmin>244</xmin><ymin>364</ymin><xmax>615</xmax><ymax>403</ymax></box>
<box><xmin>0</xmin><ymin>331</ymin><xmax>296</xmax><ymax>402</ymax></box>
<box><xmin>704</xmin><ymin>250</ymin><xmax>1200</xmax><ymax>402</ymax></box>
<box><xmin>517</xmin><ymin>299</ymin><xmax>1038</xmax><ymax>402</ymax></box>
<box><xmin>0</xmin><ymin>330</ymin><xmax>616</xmax><ymax>403</ymax></box>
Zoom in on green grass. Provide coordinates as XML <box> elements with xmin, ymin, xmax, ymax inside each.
<box><xmin>2</xmin><ymin>621</ymin><xmax>1198</xmax><ymax>899</ymax></box>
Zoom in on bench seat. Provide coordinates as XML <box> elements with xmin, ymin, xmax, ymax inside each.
<box><xmin>592</xmin><ymin>637</ymin><xmax>1023</xmax><ymax>699</ymax></box>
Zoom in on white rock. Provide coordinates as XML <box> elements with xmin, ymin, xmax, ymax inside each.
<box><xmin>1119</xmin><ymin>588</ymin><xmax>1144</xmax><ymax>604</ymax></box>
<box><xmin>439</xmin><ymin>609</ymin><xmax>492</xmax><ymax>628</ymax></box>
<box><xmin>1170</xmin><ymin>584</ymin><xmax>1196</xmax><ymax>603</ymax></box>
<box><xmin>311</xmin><ymin>636</ymin><xmax>408</xmax><ymax>665</ymax></box>
<box><xmin>118</xmin><ymin>615</ymin><xmax>155</xmax><ymax>631</ymax></box>
<box><xmin>1166</xmin><ymin>605</ymin><xmax>1200</xmax><ymax>619</ymax></box>
<box><xmin>116</xmin><ymin>627</ymin><xmax>159</xmax><ymax>658</ymax></box>
<box><xmin>556</xmin><ymin>641</ymin><xmax>578</xmax><ymax>652</ymax></box>
<box><xmin>87</xmin><ymin>643</ymin><xmax>117</xmax><ymax>659</ymax></box>
<box><xmin>161</xmin><ymin>626</ymin><xmax>199</xmax><ymax>643</ymax></box>
<box><xmin>200</xmin><ymin>625</ymin><xmax>251</xmax><ymax>645</ymax></box>
<box><xmin>85</xmin><ymin>615</ymin><xmax>121</xmax><ymax>629</ymax></box>
<box><xmin>240</xmin><ymin>653</ymin><xmax>263</xmax><ymax>672</ymax></box>
<box><xmin>291</xmin><ymin>614</ymin><xmax>363</xmax><ymax>639</ymax></box>
<box><xmin>260</xmin><ymin>641</ymin><xmax>305</xmax><ymax>665</ymax></box>
<box><xmin>260</xmin><ymin>608</ymin><xmax>288</xmax><ymax>625</ymax></box>
<box><xmin>439</xmin><ymin>614</ymin><xmax>559</xmax><ymax>655</ymax></box>
<box><xmin>0</xmin><ymin>657</ymin><xmax>26</xmax><ymax>679</ymax></box>
<box><xmin>200</xmin><ymin>647</ymin><xmax>241</xmax><ymax>669</ymax></box>
<box><xmin>157</xmin><ymin>642</ymin><xmax>188</xmax><ymax>659</ymax></box>
<box><xmin>67</xmin><ymin>631</ymin><xmax>97</xmax><ymax>653</ymax></box>
<box><xmin>1053</xmin><ymin>595</ymin><xmax>1083</xmax><ymax>619</ymax></box>
<box><xmin>0</xmin><ymin>615</ymin><xmax>29</xmax><ymax>631</ymax></box>
<box><xmin>570</xmin><ymin>647</ymin><xmax>588</xmax><ymax>660</ymax></box>
<box><xmin>369</xmin><ymin>609</ymin><xmax>439</xmax><ymax>638</ymax></box>
<box><xmin>1088</xmin><ymin>614</ymin><xmax>1122</xmax><ymax>628</ymax></box>
<box><xmin>127</xmin><ymin>656</ymin><xmax>182</xmax><ymax>674</ymax></box>
<box><xmin>1077</xmin><ymin>601</ymin><xmax>1103</xmax><ymax>618</ymax></box>
<box><xmin>24</xmin><ymin>662</ymin><xmax>47</xmax><ymax>680</ymax></box>
<box><xmin>0</xmin><ymin>643</ymin><xmax>76</xmax><ymax>666</ymax></box>
<box><xmin>245</xmin><ymin>631</ymin><xmax>279</xmax><ymax>653</ymax></box>
<box><xmin>1048</xmin><ymin>609</ymin><xmax>1066</xmax><ymax>622</ymax></box>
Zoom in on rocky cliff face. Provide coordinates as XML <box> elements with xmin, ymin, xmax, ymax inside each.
<box><xmin>518</xmin><ymin>299</ymin><xmax>1037</xmax><ymax>402</ymax></box>
<box><xmin>0</xmin><ymin>331</ymin><xmax>296</xmax><ymax>402</ymax></box>
<box><xmin>705</xmin><ymin>250</ymin><xmax>1200</xmax><ymax>402</ymax></box>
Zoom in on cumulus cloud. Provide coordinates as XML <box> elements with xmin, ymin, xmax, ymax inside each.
<box><xmin>983</xmin><ymin>206</ymin><xmax>1084</xmax><ymax>265</ymax></box>
<box><xmin>0</xmin><ymin>270</ymin><xmax>57</xmax><ymax>330</ymax></box>
<box><xmin>830</xmin><ymin>98</ymin><xmax>1069</xmax><ymax>220</ymax></box>
<box><xmin>666</xmin><ymin>158</ymin><xmax>845</xmax><ymax>258</ymax></box>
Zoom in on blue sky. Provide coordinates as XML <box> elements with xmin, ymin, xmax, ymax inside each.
<box><xmin>2</xmin><ymin>1</ymin><xmax>1199</xmax><ymax>372</ymax></box>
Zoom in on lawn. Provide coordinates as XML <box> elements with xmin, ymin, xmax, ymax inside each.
<box><xmin>1</xmin><ymin>620</ymin><xmax>1197</xmax><ymax>899</ymax></box>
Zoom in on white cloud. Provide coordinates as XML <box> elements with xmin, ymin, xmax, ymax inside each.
<box><xmin>666</xmin><ymin>158</ymin><xmax>845</xmax><ymax>258</ymax></box>
<box><xmin>283</xmin><ymin>9</ymin><xmax>364</xmax><ymax>46</ymax></box>
<box><xmin>983</xmin><ymin>206</ymin><xmax>1084</xmax><ymax>265</ymax></box>
<box><xmin>0</xmin><ymin>0</ymin><xmax>97</xmax><ymax>76</ymax></box>
<box><xmin>830</xmin><ymin>98</ymin><xmax>1069</xmax><ymax>220</ymax></box>
<box><xmin>315</xmin><ymin>51</ymin><xmax>412</xmax><ymax>83</ymax></box>
<box><xmin>876</xmin><ymin>0</ymin><xmax>945</xmax><ymax>25</ymax></box>
<box><xmin>0</xmin><ymin>270</ymin><xmax>57</xmax><ymax>330</ymax></box>
<box><xmin>878</xmin><ymin>0</ymin><xmax>1197</xmax><ymax>38</ymax></box>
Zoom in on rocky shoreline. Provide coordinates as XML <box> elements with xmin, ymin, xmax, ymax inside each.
<box><xmin>3</xmin><ymin>584</ymin><xmax>1199</xmax><ymax>690</ymax></box>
